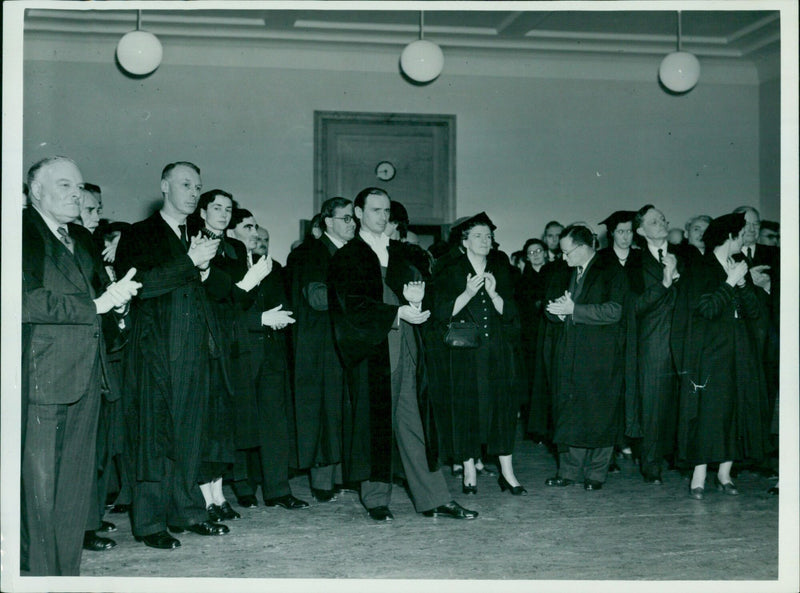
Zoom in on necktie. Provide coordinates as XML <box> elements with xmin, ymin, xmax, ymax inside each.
<box><xmin>178</xmin><ymin>224</ymin><xmax>189</xmax><ymax>250</ymax></box>
<box><xmin>745</xmin><ymin>247</ymin><xmax>754</xmax><ymax>264</ymax></box>
<box><xmin>576</xmin><ymin>266</ymin><xmax>584</xmax><ymax>281</ymax></box>
<box><xmin>657</xmin><ymin>248</ymin><xmax>664</xmax><ymax>265</ymax></box>
<box><xmin>57</xmin><ymin>226</ymin><xmax>74</xmax><ymax>253</ymax></box>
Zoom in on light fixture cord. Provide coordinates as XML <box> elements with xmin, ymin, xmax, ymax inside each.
<box><xmin>677</xmin><ymin>10</ymin><xmax>682</xmax><ymax>51</ymax></box>
<box><xmin>419</xmin><ymin>11</ymin><xmax>424</xmax><ymax>41</ymax></box>
<box><xmin>136</xmin><ymin>9</ymin><xmax>142</xmax><ymax>31</ymax></box>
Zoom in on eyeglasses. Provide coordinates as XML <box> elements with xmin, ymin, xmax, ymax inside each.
<box><xmin>561</xmin><ymin>244</ymin><xmax>583</xmax><ymax>258</ymax></box>
<box><xmin>331</xmin><ymin>215</ymin><xmax>354</xmax><ymax>223</ymax></box>
<box><xmin>526</xmin><ymin>248</ymin><xmax>544</xmax><ymax>255</ymax></box>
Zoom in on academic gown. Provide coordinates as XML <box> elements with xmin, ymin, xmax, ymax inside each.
<box><xmin>671</xmin><ymin>252</ymin><xmax>770</xmax><ymax>465</ymax></box>
<box><xmin>515</xmin><ymin>262</ymin><xmax>548</xmax><ymax>433</ymax></box>
<box><xmin>542</xmin><ymin>255</ymin><xmax>627</xmax><ymax>449</ymax></box>
<box><xmin>289</xmin><ymin>235</ymin><xmax>345</xmax><ymax>469</ymax></box>
<box><xmin>327</xmin><ymin>237</ymin><xmax>437</xmax><ymax>484</ymax></box>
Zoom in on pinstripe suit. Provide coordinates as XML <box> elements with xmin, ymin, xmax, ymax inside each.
<box><xmin>21</xmin><ymin>206</ymin><xmax>111</xmax><ymax>575</ymax></box>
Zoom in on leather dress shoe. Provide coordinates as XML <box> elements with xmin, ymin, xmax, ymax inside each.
<box><xmin>136</xmin><ymin>530</ymin><xmax>181</xmax><ymax>550</ymax></box>
<box><xmin>311</xmin><ymin>488</ymin><xmax>337</xmax><ymax>503</ymax></box>
<box><xmin>219</xmin><ymin>501</ymin><xmax>241</xmax><ymax>520</ymax></box>
<box><xmin>237</xmin><ymin>495</ymin><xmax>258</xmax><ymax>509</ymax></box>
<box><xmin>689</xmin><ymin>486</ymin><xmax>705</xmax><ymax>500</ymax></box>
<box><xmin>96</xmin><ymin>520</ymin><xmax>117</xmax><ymax>534</ymax></box>
<box><xmin>169</xmin><ymin>520</ymin><xmax>229</xmax><ymax>536</ymax></box>
<box><xmin>643</xmin><ymin>474</ymin><xmax>663</xmax><ymax>485</ymax></box>
<box><xmin>545</xmin><ymin>476</ymin><xmax>574</xmax><ymax>487</ymax></box>
<box><xmin>206</xmin><ymin>503</ymin><xmax>224</xmax><ymax>522</ymax></box>
<box><xmin>265</xmin><ymin>494</ymin><xmax>310</xmax><ymax>509</ymax></box>
<box><xmin>422</xmin><ymin>501</ymin><xmax>478</xmax><ymax>520</ymax></box>
<box><xmin>714</xmin><ymin>476</ymin><xmax>739</xmax><ymax>496</ymax></box>
<box><xmin>584</xmin><ymin>479</ymin><xmax>603</xmax><ymax>491</ymax></box>
<box><xmin>367</xmin><ymin>505</ymin><xmax>394</xmax><ymax>522</ymax></box>
<box><xmin>83</xmin><ymin>531</ymin><xmax>116</xmax><ymax>551</ymax></box>
<box><xmin>110</xmin><ymin>503</ymin><xmax>130</xmax><ymax>514</ymax></box>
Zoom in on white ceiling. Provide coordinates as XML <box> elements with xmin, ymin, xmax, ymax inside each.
<box><xmin>24</xmin><ymin>7</ymin><xmax>781</xmax><ymax>63</ymax></box>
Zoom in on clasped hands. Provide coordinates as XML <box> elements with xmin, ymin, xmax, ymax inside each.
<box><xmin>464</xmin><ymin>272</ymin><xmax>498</xmax><ymax>299</ymax></box>
<box><xmin>398</xmin><ymin>281</ymin><xmax>430</xmax><ymax>325</ymax></box>
<box><xmin>546</xmin><ymin>290</ymin><xmax>575</xmax><ymax>319</ymax></box>
<box><xmin>188</xmin><ymin>232</ymin><xmax>220</xmax><ymax>270</ymax></box>
<box><xmin>95</xmin><ymin>267</ymin><xmax>142</xmax><ymax>314</ymax></box>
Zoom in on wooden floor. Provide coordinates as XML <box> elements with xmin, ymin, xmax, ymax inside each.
<box><xmin>78</xmin><ymin>426</ymin><xmax>783</xmax><ymax>590</ymax></box>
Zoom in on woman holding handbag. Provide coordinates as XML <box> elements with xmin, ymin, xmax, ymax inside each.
<box><xmin>432</xmin><ymin>213</ymin><xmax>526</xmax><ymax>496</ymax></box>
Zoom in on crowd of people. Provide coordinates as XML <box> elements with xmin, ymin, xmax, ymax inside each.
<box><xmin>21</xmin><ymin>155</ymin><xmax>780</xmax><ymax>576</ymax></box>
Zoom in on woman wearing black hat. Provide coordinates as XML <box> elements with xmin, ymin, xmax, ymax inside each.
<box><xmin>671</xmin><ymin>212</ymin><xmax>771</xmax><ymax>499</ymax></box>
<box><xmin>432</xmin><ymin>213</ymin><xmax>526</xmax><ymax>495</ymax></box>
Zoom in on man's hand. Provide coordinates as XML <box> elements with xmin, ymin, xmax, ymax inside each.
<box><xmin>237</xmin><ymin>255</ymin><xmax>272</xmax><ymax>292</ymax></box>
<box><xmin>261</xmin><ymin>304</ymin><xmax>295</xmax><ymax>330</ymax></box>
<box><xmin>188</xmin><ymin>233</ymin><xmax>220</xmax><ymax>270</ymax></box>
<box><xmin>726</xmin><ymin>260</ymin><xmax>749</xmax><ymax>288</ymax></box>
<box><xmin>749</xmin><ymin>264</ymin><xmax>771</xmax><ymax>292</ymax></box>
<box><xmin>95</xmin><ymin>268</ymin><xmax>142</xmax><ymax>314</ymax></box>
<box><xmin>546</xmin><ymin>290</ymin><xmax>574</xmax><ymax>316</ymax></box>
<box><xmin>662</xmin><ymin>252</ymin><xmax>678</xmax><ymax>287</ymax></box>
<box><xmin>402</xmin><ymin>281</ymin><xmax>425</xmax><ymax>306</ymax></box>
<box><xmin>398</xmin><ymin>305</ymin><xmax>431</xmax><ymax>325</ymax></box>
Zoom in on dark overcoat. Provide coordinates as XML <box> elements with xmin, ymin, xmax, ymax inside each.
<box><xmin>115</xmin><ymin>212</ymin><xmax>228</xmax><ymax>481</ymax></box>
<box><xmin>542</xmin><ymin>254</ymin><xmax>627</xmax><ymax>448</ymax></box>
<box><xmin>671</xmin><ymin>252</ymin><xmax>770</xmax><ymax>464</ymax></box>
<box><xmin>515</xmin><ymin>262</ymin><xmax>548</xmax><ymax>434</ymax></box>
<box><xmin>327</xmin><ymin>237</ymin><xmax>436</xmax><ymax>483</ymax></box>
<box><xmin>289</xmin><ymin>235</ymin><xmax>345</xmax><ymax>469</ymax></box>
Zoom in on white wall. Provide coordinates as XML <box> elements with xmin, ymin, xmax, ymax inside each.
<box><xmin>23</xmin><ymin>41</ymin><xmax>765</xmax><ymax>260</ymax></box>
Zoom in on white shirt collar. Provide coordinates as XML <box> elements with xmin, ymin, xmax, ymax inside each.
<box><xmin>32</xmin><ymin>204</ymin><xmax>68</xmax><ymax>239</ymax></box>
<box><xmin>159</xmin><ymin>209</ymin><xmax>185</xmax><ymax>239</ymax></box>
<box><xmin>360</xmin><ymin>229</ymin><xmax>390</xmax><ymax>267</ymax></box>
<box><xmin>325</xmin><ymin>231</ymin><xmax>345</xmax><ymax>250</ymax></box>
<box><xmin>646</xmin><ymin>240</ymin><xmax>668</xmax><ymax>261</ymax></box>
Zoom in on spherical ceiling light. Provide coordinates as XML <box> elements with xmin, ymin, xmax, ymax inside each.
<box><xmin>400</xmin><ymin>39</ymin><xmax>444</xmax><ymax>83</ymax></box>
<box><xmin>658</xmin><ymin>11</ymin><xmax>700</xmax><ymax>94</ymax></box>
<box><xmin>116</xmin><ymin>11</ymin><xmax>162</xmax><ymax>76</ymax></box>
<box><xmin>659</xmin><ymin>51</ymin><xmax>700</xmax><ymax>93</ymax></box>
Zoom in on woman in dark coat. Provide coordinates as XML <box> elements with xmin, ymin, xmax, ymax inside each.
<box><xmin>672</xmin><ymin>212</ymin><xmax>770</xmax><ymax>499</ymax></box>
<box><xmin>515</xmin><ymin>238</ymin><xmax>549</xmax><ymax>440</ymax></box>
<box><xmin>432</xmin><ymin>213</ymin><xmax>526</xmax><ymax>495</ymax></box>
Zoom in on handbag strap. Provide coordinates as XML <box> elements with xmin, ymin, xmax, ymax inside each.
<box><xmin>449</xmin><ymin>301</ymin><xmax>478</xmax><ymax>324</ymax></box>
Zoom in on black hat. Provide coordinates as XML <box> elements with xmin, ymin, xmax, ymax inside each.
<box><xmin>457</xmin><ymin>212</ymin><xmax>497</xmax><ymax>234</ymax></box>
<box><xmin>600</xmin><ymin>210</ymin><xmax>636</xmax><ymax>232</ymax></box>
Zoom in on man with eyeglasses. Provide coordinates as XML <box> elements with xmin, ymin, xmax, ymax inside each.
<box><xmin>290</xmin><ymin>197</ymin><xmax>356</xmax><ymax>502</ymax></box>
<box><xmin>543</xmin><ymin>224</ymin><xmax>627</xmax><ymax>491</ymax></box>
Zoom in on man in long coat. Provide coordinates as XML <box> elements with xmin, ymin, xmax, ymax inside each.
<box><xmin>543</xmin><ymin>224</ymin><xmax>627</xmax><ymax>490</ymax></box>
<box><xmin>630</xmin><ymin>204</ymin><xmax>682</xmax><ymax>484</ymax></box>
<box><xmin>115</xmin><ymin>161</ymin><xmax>231</xmax><ymax>549</ymax></box>
<box><xmin>290</xmin><ymin>197</ymin><xmax>356</xmax><ymax>501</ymax></box>
<box><xmin>327</xmin><ymin>187</ymin><xmax>477</xmax><ymax>521</ymax></box>
<box><xmin>22</xmin><ymin>156</ymin><xmax>140</xmax><ymax>574</ymax></box>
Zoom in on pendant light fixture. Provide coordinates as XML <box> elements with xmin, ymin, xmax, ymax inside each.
<box><xmin>116</xmin><ymin>10</ymin><xmax>163</xmax><ymax>76</ymax></box>
<box><xmin>400</xmin><ymin>11</ymin><xmax>444</xmax><ymax>84</ymax></box>
<box><xmin>658</xmin><ymin>11</ymin><xmax>700</xmax><ymax>93</ymax></box>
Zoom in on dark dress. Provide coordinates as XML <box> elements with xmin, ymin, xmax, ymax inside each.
<box><xmin>515</xmin><ymin>263</ymin><xmax>547</xmax><ymax>433</ymax></box>
<box><xmin>672</xmin><ymin>252</ymin><xmax>770</xmax><ymax>465</ymax></box>
<box><xmin>431</xmin><ymin>251</ymin><xmax>523</xmax><ymax>462</ymax></box>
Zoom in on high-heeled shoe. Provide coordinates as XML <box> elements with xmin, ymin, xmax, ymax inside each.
<box><xmin>498</xmin><ymin>474</ymin><xmax>527</xmax><ymax>496</ymax></box>
<box><xmin>689</xmin><ymin>485</ymin><xmax>705</xmax><ymax>500</ymax></box>
<box><xmin>714</xmin><ymin>476</ymin><xmax>739</xmax><ymax>495</ymax></box>
<box><xmin>462</xmin><ymin>478</ymin><xmax>477</xmax><ymax>495</ymax></box>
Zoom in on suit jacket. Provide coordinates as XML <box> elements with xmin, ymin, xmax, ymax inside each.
<box><xmin>22</xmin><ymin>207</ymin><xmax>111</xmax><ymax>405</ymax></box>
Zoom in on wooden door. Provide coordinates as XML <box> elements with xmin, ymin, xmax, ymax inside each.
<box><xmin>314</xmin><ymin>111</ymin><xmax>455</xmax><ymax>226</ymax></box>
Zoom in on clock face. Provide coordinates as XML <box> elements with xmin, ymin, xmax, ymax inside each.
<box><xmin>375</xmin><ymin>160</ymin><xmax>396</xmax><ymax>181</ymax></box>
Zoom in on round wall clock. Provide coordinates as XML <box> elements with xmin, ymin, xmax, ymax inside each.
<box><xmin>375</xmin><ymin>160</ymin><xmax>396</xmax><ymax>181</ymax></box>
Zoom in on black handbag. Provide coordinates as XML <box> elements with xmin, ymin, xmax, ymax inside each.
<box><xmin>443</xmin><ymin>308</ymin><xmax>481</xmax><ymax>349</ymax></box>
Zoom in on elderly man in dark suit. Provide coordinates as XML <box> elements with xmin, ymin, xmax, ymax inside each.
<box><xmin>115</xmin><ymin>162</ymin><xmax>232</xmax><ymax>550</ymax></box>
<box><xmin>328</xmin><ymin>187</ymin><xmax>477</xmax><ymax>522</ymax></box>
<box><xmin>22</xmin><ymin>156</ymin><xmax>141</xmax><ymax>575</ymax></box>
